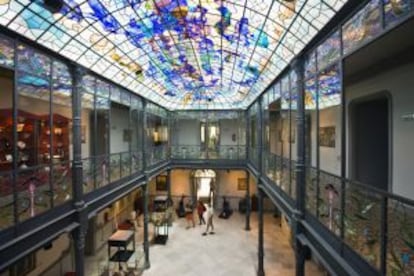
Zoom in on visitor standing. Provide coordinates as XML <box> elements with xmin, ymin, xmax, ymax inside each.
<box><xmin>202</xmin><ymin>203</ymin><xmax>214</xmax><ymax>235</ymax></box>
<box><xmin>185</xmin><ymin>200</ymin><xmax>195</xmax><ymax>229</ymax></box>
<box><xmin>197</xmin><ymin>200</ymin><xmax>206</xmax><ymax>225</ymax></box>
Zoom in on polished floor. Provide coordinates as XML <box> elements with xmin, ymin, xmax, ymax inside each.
<box><xmin>85</xmin><ymin>212</ymin><xmax>326</xmax><ymax>276</ymax></box>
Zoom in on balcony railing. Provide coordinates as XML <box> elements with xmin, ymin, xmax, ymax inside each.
<box><xmin>0</xmin><ymin>160</ymin><xmax>72</xmax><ymax>229</ymax></box>
<box><xmin>171</xmin><ymin>145</ymin><xmax>246</xmax><ymax>160</ymax></box>
<box><xmin>261</xmin><ymin>151</ymin><xmax>414</xmax><ymax>275</ymax></box>
<box><xmin>146</xmin><ymin>144</ymin><xmax>168</xmax><ymax>167</ymax></box>
<box><xmin>82</xmin><ymin>151</ymin><xmax>144</xmax><ymax>193</ymax></box>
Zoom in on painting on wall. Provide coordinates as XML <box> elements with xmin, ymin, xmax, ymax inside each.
<box><xmin>319</xmin><ymin>126</ymin><xmax>336</xmax><ymax>147</ymax></box>
<box><xmin>156</xmin><ymin>175</ymin><xmax>167</xmax><ymax>191</ymax></box>
<box><xmin>237</xmin><ymin>178</ymin><xmax>248</xmax><ymax>191</ymax></box>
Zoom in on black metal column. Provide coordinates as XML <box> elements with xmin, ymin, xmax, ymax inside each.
<box><xmin>143</xmin><ymin>181</ymin><xmax>150</xmax><ymax>269</ymax></box>
<box><xmin>257</xmin><ymin>186</ymin><xmax>265</xmax><ymax>276</ymax></box>
<box><xmin>257</xmin><ymin>95</ymin><xmax>265</xmax><ymax>276</ymax></box>
<box><xmin>246</xmin><ymin>110</ymin><xmax>250</xmax><ymax>161</ymax></box>
<box><xmin>167</xmin><ymin>169</ymin><xmax>172</xmax><ymax>201</ymax></box>
<box><xmin>70</xmin><ymin>65</ymin><xmax>87</xmax><ymax>276</ymax></box>
<box><xmin>245</xmin><ymin>170</ymin><xmax>251</xmax><ymax>231</ymax></box>
<box><xmin>141</xmin><ymin>100</ymin><xmax>150</xmax><ymax>269</ymax></box>
<box><xmin>292</xmin><ymin>58</ymin><xmax>306</xmax><ymax>276</ymax></box>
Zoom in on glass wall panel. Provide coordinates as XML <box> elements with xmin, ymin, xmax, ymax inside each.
<box><xmin>318</xmin><ymin>64</ymin><xmax>341</xmax><ymax>176</ymax></box>
<box><xmin>342</xmin><ymin>0</ymin><xmax>382</xmax><ymax>54</ymax></box>
<box><xmin>280</xmin><ymin>75</ymin><xmax>290</xmax><ymax>193</ymax></box>
<box><xmin>81</xmin><ymin>82</ymin><xmax>94</xmax><ymax>193</ymax></box>
<box><xmin>0</xmin><ymin>66</ymin><xmax>14</xmax><ymax>229</ymax></box>
<box><xmin>110</xmin><ymin>101</ymin><xmax>130</xmax><ymax>181</ymax></box>
<box><xmin>51</xmin><ymin>61</ymin><xmax>72</xmax><ymax>205</ymax></box>
<box><xmin>95</xmin><ymin>96</ymin><xmax>110</xmax><ymax>185</ymax></box>
<box><xmin>305</xmin><ymin>75</ymin><xmax>318</xmax><ymax>216</ymax></box>
<box><xmin>16</xmin><ymin>45</ymin><xmax>52</xmax><ymax>221</ymax></box>
<box><xmin>290</xmin><ymin>71</ymin><xmax>298</xmax><ymax>199</ymax></box>
<box><xmin>317</xmin><ymin>64</ymin><xmax>342</xmax><ymax>236</ymax></box>
<box><xmin>130</xmin><ymin>96</ymin><xmax>143</xmax><ymax>174</ymax></box>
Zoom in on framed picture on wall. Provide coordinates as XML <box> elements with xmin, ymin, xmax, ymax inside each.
<box><xmin>237</xmin><ymin>178</ymin><xmax>247</xmax><ymax>191</ymax></box>
<box><xmin>319</xmin><ymin>126</ymin><xmax>336</xmax><ymax>147</ymax></box>
<box><xmin>156</xmin><ymin>175</ymin><xmax>167</xmax><ymax>191</ymax></box>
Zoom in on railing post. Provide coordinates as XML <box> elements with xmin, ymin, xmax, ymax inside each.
<box><xmin>257</xmin><ymin>95</ymin><xmax>265</xmax><ymax>276</ymax></box>
<box><xmin>70</xmin><ymin>64</ymin><xmax>87</xmax><ymax>276</ymax></box>
<box><xmin>380</xmin><ymin>195</ymin><xmax>388</xmax><ymax>275</ymax></box>
<box><xmin>167</xmin><ymin>169</ymin><xmax>172</xmax><ymax>202</ymax></box>
<box><xmin>143</xmin><ymin>180</ymin><xmax>150</xmax><ymax>269</ymax></box>
<box><xmin>257</xmin><ymin>186</ymin><xmax>265</xmax><ymax>276</ymax></box>
<box><xmin>245</xmin><ymin>170</ymin><xmax>251</xmax><ymax>231</ymax></box>
<box><xmin>292</xmin><ymin>57</ymin><xmax>306</xmax><ymax>276</ymax></box>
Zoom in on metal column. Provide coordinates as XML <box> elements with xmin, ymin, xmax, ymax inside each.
<box><xmin>70</xmin><ymin>65</ymin><xmax>87</xmax><ymax>276</ymax></box>
<box><xmin>292</xmin><ymin>58</ymin><xmax>306</xmax><ymax>276</ymax></box>
<box><xmin>257</xmin><ymin>96</ymin><xmax>265</xmax><ymax>276</ymax></box>
<box><xmin>257</xmin><ymin>186</ymin><xmax>265</xmax><ymax>276</ymax></box>
<box><xmin>141</xmin><ymin>100</ymin><xmax>150</xmax><ymax>269</ymax></box>
<box><xmin>245</xmin><ymin>170</ymin><xmax>251</xmax><ymax>231</ymax></box>
<box><xmin>143</xmin><ymin>181</ymin><xmax>150</xmax><ymax>269</ymax></box>
<box><xmin>167</xmin><ymin>169</ymin><xmax>172</xmax><ymax>202</ymax></box>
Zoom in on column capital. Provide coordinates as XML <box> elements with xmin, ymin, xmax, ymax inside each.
<box><xmin>70</xmin><ymin>64</ymin><xmax>86</xmax><ymax>80</ymax></box>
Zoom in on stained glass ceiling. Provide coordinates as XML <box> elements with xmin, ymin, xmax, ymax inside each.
<box><xmin>0</xmin><ymin>0</ymin><xmax>346</xmax><ymax>110</ymax></box>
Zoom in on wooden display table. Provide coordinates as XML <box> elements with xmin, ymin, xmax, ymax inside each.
<box><xmin>107</xmin><ymin>230</ymin><xmax>135</xmax><ymax>270</ymax></box>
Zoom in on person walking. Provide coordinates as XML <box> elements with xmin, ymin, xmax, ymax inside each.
<box><xmin>185</xmin><ymin>200</ymin><xmax>195</xmax><ymax>229</ymax></box>
<box><xmin>197</xmin><ymin>200</ymin><xmax>206</xmax><ymax>225</ymax></box>
<box><xmin>202</xmin><ymin>203</ymin><xmax>214</xmax><ymax>235</ymax></box>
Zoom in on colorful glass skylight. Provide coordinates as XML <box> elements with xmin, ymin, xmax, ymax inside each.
<box><xmin>0</xmin><ymin>0</ymin><xmax>346</xmax><ymax>110</ymax></box>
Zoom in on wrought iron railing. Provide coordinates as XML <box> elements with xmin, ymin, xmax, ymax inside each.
<box><xmin>261</xmin><ymin>151</ymin><xmax>414</xmax><ymax>275</ymax></box>
<box><xmin>309</xmin><ymin>169</ymin><xmax>414</xmax><ymax>275</ymax></box>
<box><xmin>82</xmin><ymin>151</ymin><xmax>144</xmax><ymax>193</ymax></box>
<box><xmin>146</xmin><ymin>144</ymin><xmax>168</xmax><ymax>166</ymax></box>
<box><xmin>171</xmin><ymin>145</ymin><xmax>246</xmax><ymax>160</ymax></box>
<box><xmin>0</xmin><ymin>160</ymin><xmax>72</xmax><ymax>228</ymax></box>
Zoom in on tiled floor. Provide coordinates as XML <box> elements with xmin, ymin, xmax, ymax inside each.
<box><xmin>85</xmin><ymin>212</ymin><xmax>326</xmax><ymax>276</ymax></box>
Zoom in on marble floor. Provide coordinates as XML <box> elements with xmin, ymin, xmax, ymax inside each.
<box><xmin>85</xmin><ymin>213</ymin><xmax>326</xmax><ymax>276</ymax></box>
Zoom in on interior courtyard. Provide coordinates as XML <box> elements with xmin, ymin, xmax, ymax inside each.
<box><xmin>0</xmin><ymin>0</ymin><xmax>414</xmax><ymax>275</ymax></box>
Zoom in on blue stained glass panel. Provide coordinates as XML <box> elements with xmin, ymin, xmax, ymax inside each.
<box><xmin>342</xmin><ymin>0</ymin><xmax>382</xmax><ymax>54</ymax></box>
<box><xmin>0</xmin><ymin>0</ymin><xmax>347</xmax><ymax>109</ymax></box>
<box><xmin>0</xmin><ymin>35</ymin><xmax>14</xmax><ymax>68</ymax></box>
<box><xmin>317</xmin><ymin>31</ymin><xmax>340</xmax><ymax>71</ymax></box>
<box><xmin>383</xmin><ymin>0</ymin><xmax>411</xmax><ymax>27</ymax></box>
<box><xmin>318</xmin><ymin>65</ymin><xmax>341</xmax><ymax>109</ymax></box>
<box><xmin>17</xmin><ymin>45</ymin><xmax>51</xmax><ymax>78</ymax></box>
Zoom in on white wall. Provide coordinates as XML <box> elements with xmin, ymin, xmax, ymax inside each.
<box><xmin>110</xmin><ymin>105</ymin><xmax>130</xmax><ymax>153</ymax></box>
<box><xmin>219</xmin><ymin>119</ymin><xmax>239</xmax><ymax>146</ymax></box>
<box><xmin>346</xmin><ymin>62</ymin><xmax>414</xmax><ymax>198</ymax></box>
<box><xmin>173</xmin><ymin>119</ymin><xmax>200</xmax><ymax>145</ymax></box>
<box><xmin>318</xmin><ymin>106</ymin><xmax>342</xmax><ymax>175</ymax></box>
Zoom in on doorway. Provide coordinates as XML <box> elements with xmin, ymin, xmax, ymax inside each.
<box><xmin>350</xmin><ymin>94</ymin><xmax>390</xmax><ymax>191</ymax></box>
<box><xmin>193</xmin><ymin>169</ymin><xmax>216</xmax><ymax>204</ymax></box>
<box><xmin>201</xmin><ymin>122</ymin><xmax>220</xmax><ymax>157</ymax></box>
